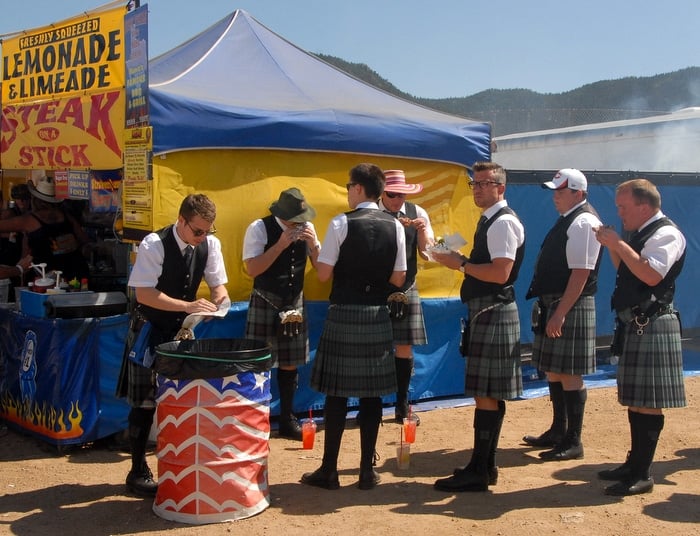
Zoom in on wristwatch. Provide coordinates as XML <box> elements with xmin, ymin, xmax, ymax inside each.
<box><xmin>459</xmin><ymin>257</ymin><xmax>468</xmax><ymax>274</ymax></box>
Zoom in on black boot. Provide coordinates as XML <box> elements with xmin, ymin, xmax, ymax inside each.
<box><xmin>277</xmin><ymin>369</ymin><xmax>302</xmax><ymax>440</ymax></box>
<box><xmin>394</xmin><ymin>357</ymin><xmax>419</xmax><ymax>425</ymax></box>
<box><xmin>487</xmin><ymin>401</ymin><xmax>506</xmax><ymax>485</ymax></box>
<box><xmin>605</xmin><ymin>412</ymin><xmax>663</xmax><ymax>496</ymax></box>
<box><xmin>125</xmin><ymin>407</ymin><xmax>158</xmax><ymax>497</ymax></box>
<box><xmin>358</xmin><ymin>397</ymin><xmax>382</xmax><ymax>490</ymax></box>
<box><xmin>300</xmin><ymin>396</ymin><xmax>346</xmax><ymax>490</ymax></box>
<box><xmin>454</xmin><ymin>401</ymin><xmax>503</xmax><ymax>485</ymax></box>
<box><xmin>599</xmin><ymin>409</ymin><xmax>636</xmax><ymax>480</ymax></box>
<box><xmin>540</xmin><ymin>388</ymin><xmax>586</xmax><ymax>461</ymax></box>
<box><xmin>435</xmin><ymin>408</ymin><xmax>498</xmax><ymax>492</ymax></box>
<box><xmin>523</xmin><ymin>381</ymin><xmax>566</xmax><ymax>447</ymax></box>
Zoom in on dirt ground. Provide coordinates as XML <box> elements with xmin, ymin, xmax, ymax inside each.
<box><xmin>1</xmin><ymin>376</ymin><xmax>698</xmax><ymax>536</ymax></box>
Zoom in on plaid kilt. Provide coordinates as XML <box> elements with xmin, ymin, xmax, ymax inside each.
<box><xmin>310</xmin><ymin>304</ymin><xmax>396</xmax><ymax>397</ymax></box>
<box><xmin>245</xmin><ymin>289</ymin><xmax>309</xmax><ymax>368</ymax></box>
<box><xmin>532</xmin><ymin>295</ymin><xmax>597</xmax><ymax>375</ymax></box>
<box><xmin>617</xmin><ymin>309</ymin><xmax>686</xmax><ymax>408</ymax></box>
<box><xmin>390</xmin><ymin>285</ymin><xmax>428</xmax><ymax>345</ymax></box>
<box><xmin>116</xmin><ymin>356</ymin><xmax>156</xmax><ymax>408</ymax></box>
<box><xmin>464</xmin><ymin>296</ymin><xmax>522</xmax><ymax>400</ymax></box>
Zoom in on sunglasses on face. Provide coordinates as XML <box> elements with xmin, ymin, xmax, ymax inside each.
<box><xmin>186</xmin><ymin>220</ymin><xmax>217</xmax><ymax>237</ymax></box>
<box><xmin>468</xmin><ymin>181</ymin><xmax>502</xmax><ymax>189</ymax></box>
<box><xmin>385</xmin><ymin>191</ymin><xmax>406</xmax><ymax>199</ymax></box>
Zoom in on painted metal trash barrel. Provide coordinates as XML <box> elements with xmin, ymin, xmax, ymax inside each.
<box><xmin>153</xmin><ymin>338</ymin><xmax>273</xmax><ymax>524</ymax></box>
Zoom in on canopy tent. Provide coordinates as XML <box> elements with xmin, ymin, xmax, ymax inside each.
<box><xmin>148</xmin><ymin>10</ymin><xmax>490</xmax><ymax>167</ymax></box>
<box><xmin>146</xmin><ymin>9</ymin><xmax>492</xmax><ymax>303</ymax></box>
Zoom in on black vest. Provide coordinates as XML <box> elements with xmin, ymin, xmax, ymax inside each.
<box><xmin>526</xmin><ymin>203</ymin><xmax>602</xmax><ymax>299</ymax></box>
<box><xmin>385</xmin><ymin>202</ymin><xmax>418</xmax><ymax>291</ymax></box>
<box><xmin>253</xmin><ymin>215</ymin><xmax>307</xmax><ymax>303</ymax></box>
<box><xmin>330</xmin><ymin>208</ymin><xmax>398</xmax><ymax>305</ymax></box>
<box><xmin>611</xmin><ymin>217</ymin><xmax>685</xmax><ymax>312</ymax></box>
<box><xmin>138</xmin><ymin>225</ymin><xmax>208</xmax><ymax>336</ymax></box>
<box><xmin>461</xmin><ymin>206</ymin><xmax>525</xmax><ymax>302</ymax></box>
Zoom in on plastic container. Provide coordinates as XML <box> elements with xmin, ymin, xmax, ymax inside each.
<box><xmin>19</xmin><ymin>289</ymin><xmax>50</xmax><ymax>317</ymax></box>
<box><xmin>153</xmin><ymin>338</ymin><xmax>273</xmax><ymax>524</ymax></box>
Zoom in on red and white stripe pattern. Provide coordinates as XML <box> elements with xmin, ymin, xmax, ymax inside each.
<box><xmin>153</xmin><ymin>371</ymin><xmax>271</xmax><ymax>524</ymax></box>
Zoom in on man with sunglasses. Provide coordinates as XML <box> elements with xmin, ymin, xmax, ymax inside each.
<box><xmin>431</xmin><ymin>161</ymin><xmax>525</xmax><ymax>492</ymax></box>
<box><xmin>117</xmin><ymin>193</ymin><xmax>229</xmax><ymax>497</ymax></box>
<box><xmin>243</xmin><ymin>188</ymin><xmax>321</xmax><ymax>440</ymax></box>
<box><xmin>301</xmin><ymin>163</ymin><xmax>406</xmax><ymax>490</ymax></box>
<box><xmin>378</xmin><ymin>170</ymin><xmax>434</xmax><ymax>425</ymax></box>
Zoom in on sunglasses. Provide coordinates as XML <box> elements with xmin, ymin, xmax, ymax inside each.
<box><xmin>385</xmin><ymin>191</ymin><xmax>406</xmax><ymax>199</ymax></box>
<box><xmin>468</xmin><ymin>181</ymin><xmax>502</xmax><ymax>189</ymax></box>
<box><xmin>186</xmin><ymin>220</ymin><xmax>217</xmax><ymax>237</ymax></box>
<box><xmin>345</xmin><ymin>182</ymin><xmax>358</xmax><ymax>191</ymax></box>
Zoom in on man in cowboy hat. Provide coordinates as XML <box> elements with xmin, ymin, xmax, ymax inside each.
<box><xmin>377</xmin><ymin>169</ymin><xmax>434</xmax><ymax>425</ymax></box>
<box><xmin>242</xmin><ymin>187</ymin><xmax>321</xmax><ymax>440</ymax></box>
<box><xmin>0</xmin><ymin>174</ymin><xmax>90</xmax><ymax>283</ymax></box>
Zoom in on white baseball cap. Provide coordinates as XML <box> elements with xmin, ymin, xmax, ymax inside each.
<box><xmin>542</xmin><ymin>168</ymin><xmax>588</xmax><ymax>192</ymax></box>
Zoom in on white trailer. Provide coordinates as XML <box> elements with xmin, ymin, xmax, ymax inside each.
<box><xmin>493</xmin><ymin>107</ymin><xmax>700</xmax><ymax>173</ymax></box>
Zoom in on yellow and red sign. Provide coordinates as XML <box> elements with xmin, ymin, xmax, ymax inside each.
<box><xmin>1</xmin><ymin>6</ymin><xmax>126</xmax><ymax>170</ymax></box>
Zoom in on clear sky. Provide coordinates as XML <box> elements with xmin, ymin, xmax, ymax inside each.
<box><xmin>2</xmin><ymin>0</ymin><xmax>700</xmax><ymax>99</ymax></box>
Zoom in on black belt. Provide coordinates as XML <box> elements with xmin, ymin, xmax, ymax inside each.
<box><xmin>617</xmin><ymin>303</ymin><xmax>674</xmax><ymax>335</ymax></box>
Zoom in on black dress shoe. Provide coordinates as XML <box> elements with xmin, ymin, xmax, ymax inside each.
<box><xmin>522</xmin><ymin>429</ymin><xmax>563</xmax><ymax>448</ymax></box>
<box><xmin>126</xmin><ymin>466</ymin><xmax>158</xmax><ymax>497</ymax></box>
<box><xmin>300</xmin><ymin>467</ymin><xmax>340</xmax><ymax>490</ymax></box>
<box><xmin>279</xmin><ymin>416</ymin><xmax>303</xmax><ymax>440</ymax></box>
<box><xmin>358</xmin><ymin>469</ymin><xmax>381</xmax><ymax>490</ymax></box>
<box><xmin>539</xmin><ymin>442</ymin><xmax>584</xmax><ymax>461</ymax></box>
<box><xmin>604</xmin><ymin>477</ymin><xmax>654</xmax><ymax>496</ymax></box>
<box><xmin>452</xmin><ymin>463</ymin><xmax>498</xmax><ymax>486</ymax></box>
<box><xmin>598</xmin><ymin>452</ymin><xmax>632</xmax><ymax>481</ymax></box>
<box><xmin>434</xmin><ymin>467</ymin><xmax>489</xmax><ymax>492</ymax></box>
<box><xmin>598</xmin><ymin>463</ymin><xmax>632</xmax><ymax>481</ymax></box>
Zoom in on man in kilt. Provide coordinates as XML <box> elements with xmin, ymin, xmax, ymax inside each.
<box><xmin>301</xmin><ymin>163</ymin><xmax>407</xmax><ymax>491</ymax></box>
<box><xmin>432</xmin><ymin>161</ymin><xmax>525</xmax><ymax>492</ymax></box>
<box><xmin>523</xmin><ymin>169</ymin><xmax>602</xmax><ymax>461</ymax></box>
<box><xmin>116</xmin><ymin>194</ymin><xmax>229</xmax><ymax>496</ymax></box>
<box><xmin>595</xmin><ymin>178</ymin><xmax>686</xmax><ymax>496</ymax></box>
<box><xmin>243</xmin><ymin>188</ymin><xmax>321</xmax><ymax>440</ymax></box>
<box><xmin>378</xmin><ymin>169</ymin><xmax>434</xmax><ymax>425</ymax></box>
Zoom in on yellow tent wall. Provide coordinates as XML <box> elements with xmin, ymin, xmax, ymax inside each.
<box><xmin>151</xmin><ymin>148</ymin><xmax>480</xmax><ymax>301</ymax></box>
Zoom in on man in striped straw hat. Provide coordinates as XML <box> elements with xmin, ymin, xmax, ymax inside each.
<box><xmin>378</xmin><ymin>169</ymin><xmax>434</xmax><ymax>425</ymax></box>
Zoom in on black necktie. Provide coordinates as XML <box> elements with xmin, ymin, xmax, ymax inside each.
<box><xmin>475</xmin><ymin>215</ymin><xmax>487</xmax><ymax>233</ymax></box>
<box><xmin>183</xmin><ymin>245</ymin><xmax>193</xmax><ymax>265</ymax></box>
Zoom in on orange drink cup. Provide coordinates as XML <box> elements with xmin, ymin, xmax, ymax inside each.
<box><xmin>403</xmin><ymin>415</ymin><xmax>418</xmax><ymax>444</ymax></box>
<box><xmin>302</xmin><ymin>419</ymin><xmax>317</xmax><ymax>449</ymax></box>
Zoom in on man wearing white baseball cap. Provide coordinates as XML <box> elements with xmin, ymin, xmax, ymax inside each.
<box><xmin>523</xmin><ymin>168</ymin><xmax>603</xmax><ymax>462</ymax></box>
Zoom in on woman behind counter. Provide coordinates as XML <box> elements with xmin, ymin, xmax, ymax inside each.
<box><xmin>0</xmin><ymin>175</ymin><xmax>90</xmax><ymax>283</ymax></box>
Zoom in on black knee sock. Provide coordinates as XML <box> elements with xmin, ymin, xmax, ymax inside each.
<box><xmin>321</xmin><ymin>396</ymin><xmax>348</xmax><ymax>472</ymax></box>
<box><xmin>128</xmin><ymin>406</ymin><xmax>155</xmax><ymax>472</ymax></box>
<box><xmin>359</xmin><ymin>397</ymin><xmax>382</xmax><ymax>470</ymax></box>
